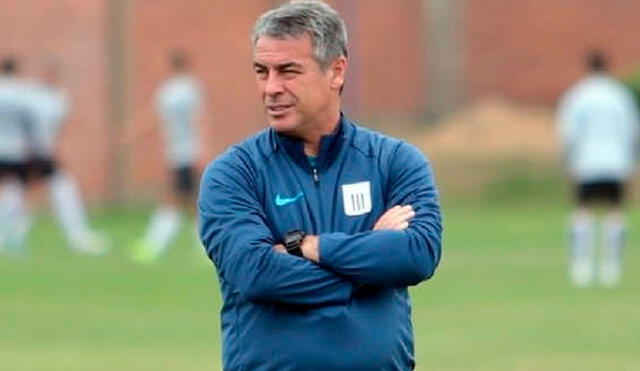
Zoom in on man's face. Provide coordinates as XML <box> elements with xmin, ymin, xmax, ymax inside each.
<box><xmin>253</xmin><ymin>34</ymin><xmax>344</xmax><ymax>135</ymax></box>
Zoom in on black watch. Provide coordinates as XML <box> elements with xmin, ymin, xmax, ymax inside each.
<box><xmin>283</xmin><ymin>229</ymin><xmax>306</xmax><ymax>257</ymax></box>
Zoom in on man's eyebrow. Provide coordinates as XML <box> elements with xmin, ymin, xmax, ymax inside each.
<box><xmin>253</xmin><ymin>62</ymin><xmax>267</xmax><ymax>70</ymax></box>
<box><xmin>275</xmin><ymin>62</ymin><xmax>302</xmax><ymax>70</ymax></box>
<box><xmin>252</xmin><ymin>62</ymin><xmax>303</xmax><ymax>70</ymax></box>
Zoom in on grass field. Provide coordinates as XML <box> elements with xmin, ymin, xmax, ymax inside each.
<box><xmin>1</xmin><ymin>201</ymin><xmax>639</xmax><ymax>370</ymax></box>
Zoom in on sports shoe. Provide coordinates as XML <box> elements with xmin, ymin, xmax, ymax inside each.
<box><xmin>131</xmin><ymin>239</ymin><xmax>162</xmax><ymax>263</ymax></box>
<box><xmin>71</xmin><ymin>231</ymin><xmax>110</xmax><ymax>256</ymax></box>
<box><xmin>570</xmin><ymin>259</ymin><xmax>593</xmax><ymax>288</ymax></box>
<box><xmin>599</xmin><ymin>262</ymin><xmax>621</xmax><ymax>288</ymax></box>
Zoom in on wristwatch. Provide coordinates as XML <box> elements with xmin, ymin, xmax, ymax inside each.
<box><xmin>283</xmin><ymin>229</ymin><xmax>306</xmax><ymax>257</ymax></box>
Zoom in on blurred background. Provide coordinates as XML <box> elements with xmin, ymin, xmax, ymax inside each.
<box><xmin>1</xmin><ymin>0</ymin><xmax>639</xmax><ymax>370</ymax></box>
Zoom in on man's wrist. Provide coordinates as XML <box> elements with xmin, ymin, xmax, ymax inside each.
<box><xmin>301</xmin><ymin>235</ymin><xmax>320</xmax><ymax>263</ymax></box>
<box><xmin>283</xmin><ymin>229</ymin><xmax>305</xmax><ymax>257</ymax></box>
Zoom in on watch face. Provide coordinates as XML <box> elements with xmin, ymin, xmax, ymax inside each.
<box><xmin>284</xmin><ymin>230</ymin><xmax>304</xmax><ymax>246</ymax></box>
<box><xmin>284</xmin><ymin>230</ymin><xmax>305</xmax><ymax>257</ymax></box>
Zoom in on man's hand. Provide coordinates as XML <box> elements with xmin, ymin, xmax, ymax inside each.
<box><xmin>301</xmin><ymin>235</ymin><xmax>319</xmax><ymax>263</ymax></box>
<box><xmin>373</xmin><ymin>205</ymin><xmax>415</xmax><ymax>230</ymax></box>
<box><xmin>274</xmin><ymin>244</ymin><xmax>286</xmax><ymax>253</ymax></box>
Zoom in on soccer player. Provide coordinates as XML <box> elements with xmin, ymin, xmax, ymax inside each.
<box><xmin>0</xmin><ymin>56</ymin><xmax>33</xmax><ymax>254</ymax></box>
<box><xmin>557</xmin><ymin>50</ymin><xmax>639</xmax><ymax>287</ymax></box>
<box><xmin>25</xmin><ymin>59</ymin><xmax>108</xmax><ymax>255</ymax></box>
<box><xmin>130</xmin><ymin>50</ymin><xmax>204</xmax><ymax>262</ymax></box>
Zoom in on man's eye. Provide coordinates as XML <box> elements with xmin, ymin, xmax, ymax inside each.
<box><xmin>255</xmin><ymin>70</ymin><xmax>268</xmax><ymax>78</ymax></box>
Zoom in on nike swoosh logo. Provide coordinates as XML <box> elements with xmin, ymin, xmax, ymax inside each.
<box><xmin>275</xmin><ymin>192</ymin><xmax>304</xmax><ymax>206</ymax></box>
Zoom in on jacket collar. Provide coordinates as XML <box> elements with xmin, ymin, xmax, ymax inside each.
<box><xmin>270</xmin><ymin>112</ymin><xmax>353</xmax><ymax>172</ymax></box>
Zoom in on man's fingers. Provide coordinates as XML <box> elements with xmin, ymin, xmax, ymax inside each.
<box><xmin>384</xmin><ymin>206</ymin><xmax>415</xmax><ymax>224</ymax></box>
<box><xmin>374</xmin><ymin>205</ymin><xmax>415</xmax><ymax>230</ymax></box>
<box><xmin>377</xmin><ymin>205</ymin><xmax>401</xmax><ymax>222</ymax></box>
<box><xmin>382</xmin><ymin>205</ymin><xmax>412</xmax><ymax>221</ymax></box>
<box><xmin>383</xmin><ymin>212</ymin><xmax>414</xmax><ymax>228</ymax></box>
<box><xmin>396</xmin><ymin>208</ymin><xmax>415</xmax><ymax>221</ymax></box>
<box><xmin>375</xmin><ymin>219</ymin><xmax>410</xmax><ymax>230</ymax></box>
<box><xmin>375</xmin><ymin>207</ymin><xmax>401</xmax><ymax>229</ymax></box>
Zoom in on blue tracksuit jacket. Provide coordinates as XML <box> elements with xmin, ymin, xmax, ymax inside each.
<box><xmin>198</xmin><ymin>115</ymin><xmax>442</xmax><ymax>370</ymax></box>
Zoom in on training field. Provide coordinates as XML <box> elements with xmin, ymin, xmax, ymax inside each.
<box><xmin>1</xmin><ymin>202</ymin><xmax>639</xmax><ymax>370</ymax></box>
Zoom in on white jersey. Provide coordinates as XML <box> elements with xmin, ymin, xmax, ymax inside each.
<box><xmin>155</xmin><ymin>74</ymin><xmax>203</xmax><ymax>167</ymax></box>
<box><xmin>26</xmin><ymin>84</ymin><xmax>69</xmax><ymax>156</ymax></box>
<box><xmin>0</xmin><ymin>77</ymin><xmax>33</xmax><ymax>161</ymax></box>
<box><xmin>557</xmin><ymin>74</ymin><xmax>640</xmax><ymax>182</ymax></box>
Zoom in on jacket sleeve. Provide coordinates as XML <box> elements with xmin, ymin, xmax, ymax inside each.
<box><xmin>317</xmin><ymin>142</ymin><xmax>442</xmax><ymax>287</ymax></box>
<box><xmin>198</xmin><ymin>150</ymin><xmax>354</xmax><ymax>307</ymax></box>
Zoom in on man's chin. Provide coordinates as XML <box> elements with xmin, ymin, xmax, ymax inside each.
<box><xmin>268</xmin><ymin>115</ymin><xmax>298</xmax><ymax>133</ymax></box>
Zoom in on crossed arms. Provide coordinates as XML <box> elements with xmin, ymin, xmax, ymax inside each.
<box><xmin>198</xmin><ymin>143</ymin><xmax>442</xmax><ymax>307</ymax></box>
<box><xmin>276</xmin><ymin>204</ymin><xmax>416</xmax><ymax>260</ymax></box>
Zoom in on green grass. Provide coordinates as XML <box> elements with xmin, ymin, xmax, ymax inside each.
<box><xmin>0</xmin><ymin>208</ymin><xmax>219</xmax><ymax>371</ymax></box>
<box><xmin>1</xmin><ymin>202</ymin><xmax>639</xmax><ymax>370</ymax></box>
<box><xmin>414</xmin><ymin>201</ymin><xmax>640</xmax><ymax>371</ymax></box>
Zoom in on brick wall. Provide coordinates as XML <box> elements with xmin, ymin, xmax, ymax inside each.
<box><xmin>342</xmin><ymin>0</ymin><xmax>427</xmax><ymax>118</ymax></box>
<box><xmin>464</xmin><ymin>0</ymin><xmax>640</xmax><ymax>105</ymax></box>
<box><xmin>2</xmin><ymin>0</ymin><xmax>639</xmax><ymax>201</ymax></box>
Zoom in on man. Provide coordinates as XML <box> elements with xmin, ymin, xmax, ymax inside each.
<box><xmin>198</xmin><ymin>1</ymin><xmax>442</xmax><ymax>370</ymax></box>
<box><xmin>131</xmin><ymin>50</ymin><xmax>204</xmax><ymax>262</ymax></box>
<box><xmin>24</xmin><ymin>59</ymin><xmax>107</xmax><ymax>255</ymax></box>
<box><xmin>0</xmin><ymin>56</ymin><xmax>32</xmax><ymax>254</ymax></box>
<box><xmin>557</xmin><ymin>50</ymin><xmax>639</xmax><ymax>288</ymax></box>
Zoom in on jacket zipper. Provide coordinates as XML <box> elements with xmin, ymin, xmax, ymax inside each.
<box><xmin>312</xmin><ymin>166</ymin><xmax>323</xmax><ymax>233</ymax></box>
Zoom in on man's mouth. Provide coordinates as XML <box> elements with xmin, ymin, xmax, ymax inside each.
<box><xmin>267</xmin><ymin>104</ymin><xmax>293</xmax><ymax>116</ymax></box>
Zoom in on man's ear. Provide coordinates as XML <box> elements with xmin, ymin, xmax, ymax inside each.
<box><xmin>329</xmin><ymin>56</ymin><xmax>347</xmax><ymax>91</ymax></box>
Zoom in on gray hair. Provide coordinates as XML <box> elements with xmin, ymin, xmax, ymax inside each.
<box><xmin>251</xmin><ymin>0</ymin><xmax>348</xmax><ymax>69</ymax></box>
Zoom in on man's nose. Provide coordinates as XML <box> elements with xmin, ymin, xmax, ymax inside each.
<box><xmin>264</xmin><ymin>72</ymin><xmax>284</xmax><ymax>95</ymax></box>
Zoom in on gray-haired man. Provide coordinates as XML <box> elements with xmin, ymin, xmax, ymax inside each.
<box><xmin>199</xmin><ymin>1</ymin><xmax>442</xmax><ymax>369</ymax></box>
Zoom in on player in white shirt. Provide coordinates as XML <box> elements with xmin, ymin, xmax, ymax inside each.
<box><xmin>24</xmin><ymin>60</ymin><xmax>108</xmax><ymax>255</ymax></box>
<box><xmin>0</xmin><ymin>56</ymin><xmax>32</xmax><ymax>254</ymax></box>
<box><xmin>557</xmin><ymin>50</ymin><xmax>640</xmax><ymax>287</ymax></box>
<box><xmin>130</xmin><ymin>51</ymin><xmax>204</xmax><ymax>262</ymax></box>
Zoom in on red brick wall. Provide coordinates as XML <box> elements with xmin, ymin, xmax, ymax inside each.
<box><xmin>0</xmin><ymin>0</ymin><xmax>110</xmax><ymax>201</ymax></box>
<box><xmin>464</xmin><ymin>0</ymin><xmax>640</xmax><ymax>105</ymax></box>
<box><xmin>341</xmin><ymin>0</ymin><xmax>427</xmax><ymax>118</ymax></box>
<box><xmin>3</xmin><ymin>1</ymin><xmax>639</xmax><ymax>201</ymax></box>
<box><xmin>126</xmin><ymin>0</ymin><xmax>269</xmax><ymax>195</ymax></box>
